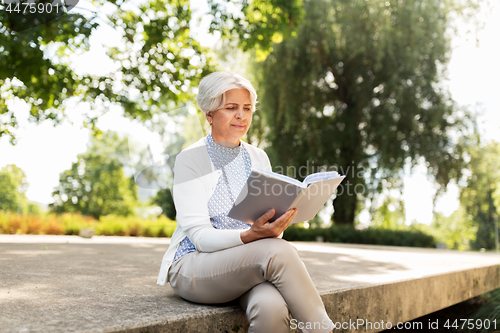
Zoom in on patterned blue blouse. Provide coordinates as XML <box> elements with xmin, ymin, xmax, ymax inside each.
<box><xmin>173</xmin><ymin>134</ymin><xmax>253</xmax><ymax>262</ymax></box>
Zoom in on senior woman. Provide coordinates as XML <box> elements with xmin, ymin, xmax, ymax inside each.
<box><xmin>157</xmin><ymin>71</ymin><xmax>333</xmax><ymax>333</ymax></box>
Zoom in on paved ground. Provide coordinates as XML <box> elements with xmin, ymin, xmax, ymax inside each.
<box><xmin>1</xmin><ymin>235</ymin><xmax>499</xmax><ymax>333</ymax></box>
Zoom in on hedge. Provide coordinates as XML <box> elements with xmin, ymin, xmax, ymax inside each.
<box><xmin>0</xmin><ymin>211</ymin><xmax>176</xmax><ymax>238</ymax></box>
<box><xmin>283</xmin><ymin>224</ymin><xmax>436</xmax><ymax>248</ymax></box>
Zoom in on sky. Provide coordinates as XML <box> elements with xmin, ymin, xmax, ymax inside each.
<box><xmin>0</xmin><ymin>1</ymin><xmax>499</xmax><ymax>224</ymax></box>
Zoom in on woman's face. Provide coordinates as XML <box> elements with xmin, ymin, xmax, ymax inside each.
<box><xmin>208</xmin><ymin>88</ymin><xmax>253</xmax><ymax>147</ymax></box>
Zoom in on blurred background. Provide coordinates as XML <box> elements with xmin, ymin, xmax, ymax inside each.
<box><xmin>1</xmin><ymin>0</ymin><xmax>499</xmax><ymax>249</ymax></box>
<box><xmin>1</xmin><ymin>0</ymin><xmax>500</xmax><ymax>327</ymax></box>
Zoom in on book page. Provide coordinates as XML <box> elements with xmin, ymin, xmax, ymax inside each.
<box><xmin>303</xmin><ymin>171</ymin><xmax>341</xmax><ymax>184</ymax></box>
<box><xmin>254</xmin><ymin>168</ymin><xmax>305</xmax><ymax>188</ymax></box>
<box><xmin>290</xmin><ymin>176</ymin><xmax>346</xmax><ymax>224</ymax></box>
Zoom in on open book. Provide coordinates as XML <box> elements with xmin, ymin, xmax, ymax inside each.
<box><xmin>228</xmin><ymin>169</ymin><xmax>346</xmax><ymax>224</ymax></box>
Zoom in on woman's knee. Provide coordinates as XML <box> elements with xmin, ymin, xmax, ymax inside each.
<box><xmin>261</xmin><ymin>238</ymin><xmax>302</xmax><ymax>265</ymax></box>
<box><xmin>257</xmin><ymin>238</ymin><xmax>298</xmax><ymax>257</ymax></box>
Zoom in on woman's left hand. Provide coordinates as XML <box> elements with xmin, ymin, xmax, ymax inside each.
<box><xmin>240</xmin><ymin>208</ymin><xmax>298</xmax><ymax>244</ymax></box>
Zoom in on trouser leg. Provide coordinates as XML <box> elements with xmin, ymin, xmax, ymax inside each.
<box><xmin>168</xmin><ymin>238</ymin><xmax>333</xmax><ymax>333</ymax></box>
<box><xmin>238</xmin><ymin>282</ymin><xmax>289</xmax><ymax>333</ymax></box>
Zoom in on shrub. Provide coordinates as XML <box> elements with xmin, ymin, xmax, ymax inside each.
<box><xmin>58</xmin><ymin>213</ymin><xmax>95</xmax><ymax>235</ymax></box>
<box><xmin>468</xmin><ymin>287</ymin><xmax>500</xmax><ymax>333</ymax></box>
<box><xmin>0</xmin><ymin>210</ymin><xmax>176</xmax><ymax>238</ymax></box>
<box><xmin>0</xmin><ymin>211</ymin><xmax>64</xmax><ymax>235</ymax></box>
<box><xmin>283</xmin><ymin>224</ymin><xmax>436</xmax><ymax>248</ymax></box>
<box><xmin>94</xmin><ymin>215</ymin><xmax>176</xmax><ymax>237</ymax></box>
<box><xmin>95</xmin><ymin>215</ymin><xmax>127</xmax><ymax>236</ymax></box>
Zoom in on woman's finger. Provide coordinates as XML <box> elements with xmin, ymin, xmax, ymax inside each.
<box><xmin>275</xmin><ymin>208</ymin><xmax>297</xmax><ymax>230</ymax></box>
<box><xmin>288</xmin><ymin>208</ymin><xmax>298</xmax><ymax>223</ymax></box>
<box><xmin>255</xmin><ymin>208</ymin><xmax>275</xmax><ymax>225</ymax></box>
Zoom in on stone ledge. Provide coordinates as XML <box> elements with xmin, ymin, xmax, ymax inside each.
<box><xmin>0</xmin><ymin>235</ymin><xmax>499</xmax><ymax>333</ymax></box>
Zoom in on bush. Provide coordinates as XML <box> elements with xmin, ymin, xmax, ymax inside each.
<box><xmin>468</xmin><ymin>287</ymin><xmax>500</xmax><ymax>333</ymax></box>
<box><xmin>59</xmin><ymin>213</ymin><xmax>96</xmax><ymax>235</ymax></box>
<box><xmin>94</xmin><ymin>215</ymin><xmax>176</xmax><ymax>237</ymax></box>
<box><xmin>283</xmin><ymin>224</ymin><xmax>436</xmax><ymax>248</ymax></box>
<box><xmin>142</xmin><ymin>216</ymin><xmax>176</xmax><ymax>237</ymax></box>
<box><xmin>0</xmin><ymin>211</ymin><xmax>64</xmax><ymax>235</ymax></box>
<box><xmin>0</xmin><ymin>210</ymin><xmax>177</xmax><ymax>238</ymax></box>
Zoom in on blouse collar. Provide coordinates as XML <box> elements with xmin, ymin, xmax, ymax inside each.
<box><xmin>206</xmin><ymin>134</ymin><xmax>243</xmax><ymax>169</ymax></box>
<box><xmin>207</xmin><ymin>134</ymin><xmax>242</xmax><ymax>154</ymax></box>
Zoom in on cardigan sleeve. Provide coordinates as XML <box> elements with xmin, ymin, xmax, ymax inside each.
<box><xmin>172</xmin><ymin>148</ymin><xmax>244</xmax><ymax>253</ymax></box>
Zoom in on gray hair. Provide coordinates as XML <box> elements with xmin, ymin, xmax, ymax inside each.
<box><xmin>196</xmin><ymin>72</ymin><xmax>257</xmax><ymax>115</ymax></box>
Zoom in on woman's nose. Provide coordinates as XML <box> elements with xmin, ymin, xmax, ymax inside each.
<box><xmin>235</xmin><ymin>107</ymin><xmax>245</xmax><ymax>119</ymax></box>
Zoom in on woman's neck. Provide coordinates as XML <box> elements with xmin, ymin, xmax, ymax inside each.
<box><xmin>210</xmin><ymin>133</ymin><xmax>241</xmax><ymax>148</ymax></box>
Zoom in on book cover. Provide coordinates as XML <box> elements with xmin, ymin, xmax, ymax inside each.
<box><xmin>228</xmin><ymin>169</ymin><xmax>345</xmax><ymax>224</ymax></box>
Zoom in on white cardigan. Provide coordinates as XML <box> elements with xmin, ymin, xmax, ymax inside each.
<box><xmin>157</xmin><ymin>137</ymin><xmax>272</xmax><ymax>286</ymax></box>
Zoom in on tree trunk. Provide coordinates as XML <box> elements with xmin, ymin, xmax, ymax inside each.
<box><xmin>330</xmin><ymin>109</ymin><xmax>363</xmax><ymax>226</ymax></box>
<box><xmin>331</xmin><ymin>151</ymin><xmax>363</xmax><ymax>226</ymax></box>
<box><xmin>332</xmin><ymin>187</ymin><xmax>358</xmax><ymax>225</ymax></box>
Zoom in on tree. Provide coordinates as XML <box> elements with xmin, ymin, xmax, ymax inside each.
<box><xmin>255</xmin><ymin>0</ymin><xmax>477</xmax><ymax>226</ymax></box>
<box><xmin>371</xmin><ymin>197</ymin><xmax>406</xmax><ymax>230</ymax></box>
<box><xmin>1</xmin><ymin>0</ymin><xmax>302</xmax><ymax>144</ymax></box>
<box><xmin>0</xmin><ymin>0</ymin><xmax>214</xmax><ymax>143</ymax></box>
<box><xmin>0</xmin><ymin>2</ymin><xmax>98</xmax><ymax>143</ymax></box>
<box><xmin>152</xmin><ymin>188</ymin><xmax>176</xmax><ymax>220</ymax></box>
<box><xmin>143</xmin><ymin>108</ymin><xmax>207</xmax><ymax>221</ymax></box>
<box><xmin>430</xmin><ymin>207</ymin><xmax>476</xmax><ymax>251</ymax></box>
<box><xmin>207</xmin><ymin>0</ymin><xmax>303</xmax><ymax>57</ymax></box>
<box><xmin>459</xmin><ymin>142</ymin><xmax>500</xmax><ymax>250</ymax></box>
<box><xmin>50</xmin><ymin>131</ymin><xmax>138</xmax><ymax>218</ymax></box>
<box><xmin>0</xmin><ymin>164</ymin><xmax>29</xmax><ymax>212</ymax></box>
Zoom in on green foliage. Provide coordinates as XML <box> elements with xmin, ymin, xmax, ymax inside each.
<box><xmin>255</xmin><ymin>0</ymin><xmax>477</xmax><ymax>226</ymax></box>
<box><xmin>96</xmin><ymin>214</ymin><xmax>177</xmax><ymax>237</ymax></box>
<box><xmin>0</xmin><ymin>0</ymin><xmax>213</xmax><ymax>143</ymax></box>
<box><xmin>460</xmin><ymin>142</ymin><xmax>500</xmax><ymax>250</ymax></box>
<box><xmin>494</xmin><ymin>187</ymin><xmax>500</xmax><ymax>216</ymax></box>
<box><xmin>0</xmin><ymin>3</ymin><xmax>98</xmax><ymax>143</ymax></box>
<box><xmin>468</xmin><ymin>287</ymin><xmax>500</xmax><ymax>333</ymax></box>
<box><xmin>0</xmin><ymin>210</ymin><xmax>176</xmax><ymax>237</ymax></box>
<box><xmin>1</xmin><ymin>0</ymin><xmax>300</xmax><ymax>143</ymax></box>
<box><xmin>430</xmin><ymin>207</ymin><xmax>477</xmax><ymax>250</ymax></box>
<box><xmin>283</xmin><ymin>224</ymin><xmax>435</xmax><ymax>248</ymax></box>
<box><xmin>0</xmin><ymin>168</ymin><xmax>20</xmax><ymax>212</ymax></box>
<box><xmin>207</xmin><ymin>0</ymin><xmax>304</xmax><ymax>57</ymax></box>
<box><xmin>152</xmin><ymin>188</ymin><xmax>176</xmax><ymax>221</ymax></box>
<box><xmin>371</xmin><ymin>197</ymin><xmax>406</xmax><ymax>229</ymax></box>
<box><xmin>0</xmin><ymin>210</ymin><xmax>66</xmax><ymax>235</ymax></box>
<box><xmin>0</xmin><ymin>164</ymin><xmax>29</xmax><ymax>212</ymax></box>
<box><xmin>58</xmin><ymin>212</ymin><xmax>96</xmax><ymax>235</ymax></box>
<box><xmin>91</xmin><ymin>0</ymin><xmax>216</xmax><ymax>121</ymax></box>
<box><xmin>50</xmin><ymin>131</ymin><xmax>138</xmax><ymax>219</ymax></box>
<box><xmin>26</xmin><ymin>202</ymin><xmax>43</xmax><ymax>215</ymax></box>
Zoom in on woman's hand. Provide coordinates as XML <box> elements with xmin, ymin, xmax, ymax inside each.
<box><xmin>240</xmin><ymin>208</ymin><xmax>298</xmax><ymax>244</ymax></box>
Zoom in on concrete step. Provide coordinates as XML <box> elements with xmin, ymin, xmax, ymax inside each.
<box><xmin>0</xmin><ymin>235</ymin><xmax>498</xmax><ymax>333</ymax></box>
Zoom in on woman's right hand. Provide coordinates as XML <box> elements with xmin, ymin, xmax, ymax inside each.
<box><xmin>240</xmin><ymin>208</ymin><xmax>298</xmax><ymax>244</ymax></box>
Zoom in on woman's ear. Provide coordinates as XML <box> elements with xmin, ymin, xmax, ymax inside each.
<box><xmin>206</xmin><ymin>112</ymin><xmax>212</xmax><ymax>125</ymax></box>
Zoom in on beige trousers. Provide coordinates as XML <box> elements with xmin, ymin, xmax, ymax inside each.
<box><xmin>168</xmin><ymin>238</ymin><xmax>333</xmax><ymax>333</ymax></box>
